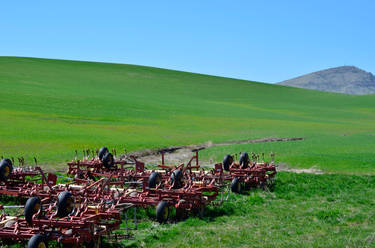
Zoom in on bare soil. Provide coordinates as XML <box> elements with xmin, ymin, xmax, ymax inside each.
<box><xmin>126</xmin><ymin>137</ymin><xmax>322</xmax><ymax>174</ymax></box>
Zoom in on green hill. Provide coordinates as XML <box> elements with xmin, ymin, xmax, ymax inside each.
<box><xmin>0</xmin><ymin>57</ymin><xmax>374</xmax><ymax>173</ymax></box>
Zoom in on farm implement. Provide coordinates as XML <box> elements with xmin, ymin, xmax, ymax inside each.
<box><xmin>66</xmin><ymin>147</ymin><xmax>277</xmax><ymax>194</ymax></box>
<box><xmin>213</xmin><ymin>152</ymin><xmax>277</xmax><ymax>193</ymax></box>
<box><xmin>0</xmin><ymin>146</ymin><xmax>277</xmax><ymax>247</ymax></box>
<box><xmin>0</xmin><ymin>192</ymin><xmax>122</xmax><ymax>247</ymax></box>
<box><xmin>66</xmin><ymin>148</ymin><xmax>219</xmax><ymax>223</ymax></box>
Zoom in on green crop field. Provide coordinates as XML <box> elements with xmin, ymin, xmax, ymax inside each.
<box><xmin>1</xmin><ymin>57</ymin><xmax>375</xmax><ymax>247</ymax></box>
<box><xmin>1</xmin><ymin>56</ymin><xmax>374</xmax><ymax>173</ymax></box>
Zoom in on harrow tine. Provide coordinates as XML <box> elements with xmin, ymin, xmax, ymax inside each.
<box><xmin>270</xmin><ymin>152</ymin><xmax>275</xmax><ymax>163</ymax></box>
<box><xmin>134</xmin><ymin>207</ymin><xmax>137</xmax><ymax>230</ymax></box>
<box><xmin>11</xmin><ymin>157</ymin><xmax>14</xmax><ymax>164</ymax></box>
<box><xmin>34</xmin><ymin>157</ymin><xmax>38</xmax><ymax>166</ymax></box>
<box><xmin>56</xmin><ymin>175</ymin><xmax>74</xmax><ymax>181</ymax></box>
<box><xmin>2</xmin><ymin>205</ymin><xmax>25</xmax><ymax>208</ymax></box>
<box><xmin>75</xmin><ymin>150</ymin><xmax>78</xmax><ymax>161</ymax></box>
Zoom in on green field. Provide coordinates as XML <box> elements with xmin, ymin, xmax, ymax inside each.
<box><xmin>1</xmin><ymin>57</ymin><xmax>375</xmax><ymax>247</ymax></box>
<box><xmin>122</xmin><ymin>172</ymin><xmax>375</xmax><ymax>248</ymax></box>
<box><xmin>1</xmin><ymin>56</ymin><xmax>374</xmax><ymax>173</ymax></box>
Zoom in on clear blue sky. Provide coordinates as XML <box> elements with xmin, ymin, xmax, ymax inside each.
<box><xmin>1</xmin><ymin>0</ymin><xmax>374</xmax><ymax>83</ymax></box>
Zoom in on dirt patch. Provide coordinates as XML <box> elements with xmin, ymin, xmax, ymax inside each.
<box><xmin>130</xmin><ymin>137</ymin><xmax>304</xmax><ymax>158</ymax></box>
<box><xmin>129</xmin><ymin>137</ymin><xmax>324</xmax><ymax>174</ymax></box>
<box><xmin>135</xmin><ymin>148</ymin><xmax>201</xmax><ymax>166</ymax></box>
<box><xmin>128</xmin><ymin>137</ymin><xmax>304</xmax><ymax>166</ymax></box>
<box><xmin>277</xmin><ymin>163</ymin><xmax>324</xmax><ymax>174</ymax></box>
<box><xmin>215</xmin><ymin>137</ymin><xmax>304</xmax><ymax>146</ymax></box>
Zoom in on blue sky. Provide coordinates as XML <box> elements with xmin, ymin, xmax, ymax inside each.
<box><xmin>1</xmin><ymin>0</ymin><xmax>374</xmax><ymax>83</ymax></box>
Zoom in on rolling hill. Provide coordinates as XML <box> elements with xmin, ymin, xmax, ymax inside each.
<box><xmin>279</xmin><ymin>66</ymin><xmax>375</xmax><ymax>95</ymax></box>
<box><xmin>0</xmin><ymin>57</ymin><xmax>375</xmax><ymax>173</ymax></box>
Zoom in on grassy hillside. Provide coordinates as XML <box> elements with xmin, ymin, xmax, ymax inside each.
<box><xmin>0</xmin><ymin>57</ymin><xmax>374</xmax><ymax>173</ymax></box>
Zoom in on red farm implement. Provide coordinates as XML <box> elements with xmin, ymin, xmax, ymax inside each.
<box><xmin>0</xmin><ymin>146</ymin><xmax>277</xmax><ymax>246</ymax></box>
<box><xmin>0</xmin><ymin>191</ymin><xmax>122</xmax><ymax>247</ymax></box>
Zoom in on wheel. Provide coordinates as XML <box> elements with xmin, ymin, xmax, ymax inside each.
<box><xmin>176</xmin><ymin>207</ymin><xmax>187</xmax><ymax>220</ymax></box>
<box><xmin>102</xmin><ymin>152</ymin><xmax>114</xmax><ymax>168</ymax></box>
<box><xmin>61</xmin><ymin>244</ymin><xmax>74</xmax><ymax>248</ymax></box>
<box><xmin>148</xmin><ymin>172</ymin><xmax>162</xmax><ymax>188</ymax></box>
<box><xmin>85</xmin><ymin>236</ymin><xmax>102</xmax><ymax>248</ymax></box>
<box><xmin>98</xmin><ymin>147</ymin><xmax>109</xmax><ymax>160</ymax></box>
<box><xmin>222</xmin><ymin>155</ymin><xmax>233</xmax><ymax>171</ymax></box>
<box><xmin>156</xmin><ymin>201</ymin><xmax>169</xmax><ymax>224</ymax></box>
<box><xmin>239</xmin><ymin>152</ymin><xmax>249</xmax><ymax>168</ymax></box>
<box><xmin>0</xmin><ymin>158</ymin><xmax>13</xmax><ymax>181</ymax></box>
<box><xmin>170</xmin><ymin>169</ymin><xmax>183</xmax><ymax>189</ymax></box>
<box><xmin>231</xmin><ymin>177</ymin><xmax>241</xmax><ymax>193</ymax></box>
<box><xmin>24</xmin><ymin>197</ymin><xmax>41</xmax><ymax>226</ymax></box>
<box><xmin>259</xmin><ymin>181</ymin><xmax>267</xmax><ymax>190</ymax></box>
<box><xmin>57</xmin><ymin>191</ymin><xmax>74</xmax><ymax>217</ymax></box>
<box><xmin>28</xmin><ymin>234</ymin><xmax>47</xmax><ymax>248</ymax></box>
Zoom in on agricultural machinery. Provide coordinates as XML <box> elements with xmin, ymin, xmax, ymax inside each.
<box><xmin>0</xmin><ymin>146</ymin><xmax>277</xmax><ymax>247</ymax></box>
<box><xmin>0</xmin><ymin>192</ymin><xmax>122</xmax><ymax>247</ymax></box>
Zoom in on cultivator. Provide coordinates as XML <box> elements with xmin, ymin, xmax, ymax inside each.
<box><xmin>0</xmin><ymin>192</ymin><xmax>122</xmax><ymax>247</ymax></box>
<box><xmin>0</xmin><ymin>146</ymin><xmax>277</xmax><ymax>247</ymax></box>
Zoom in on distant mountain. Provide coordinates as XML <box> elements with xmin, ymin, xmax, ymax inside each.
<box><xmin>278</xmin><ymin>66</ymin><xmax>375</xmax><ymax>95</ymax></box>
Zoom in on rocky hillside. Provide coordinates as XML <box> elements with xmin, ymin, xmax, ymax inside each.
<box><xmin>278</xmin><ymin>66</ymin><xmax>375</xmax><ymax>95</ymax></box>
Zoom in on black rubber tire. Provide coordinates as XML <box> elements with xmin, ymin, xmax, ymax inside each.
<box><xmin>0</xmin><ymin>158</ymin><xmax>13</xmax><ymax>181</ymax></box>
<box><xmin>170</xmin><ymin>169</ymin><xmax>183</xmax><ymax>189</ymax></box>
<box><xmin>176</xmin><ymin>207</ymin><xmax>187</xmax><ymax>220</ymax></box>
<box><xmin>27</xmin><ymin>234</ymin><xmax>47</xmax><ymax>248</ymax></box>
<box><xmin>102</xmin><ymin>152</ymin><xmax>114</xmax><ymax>168</ymax></box>
<box><xmin>61</xmin><ymin>244</ymin><xmax>74</xmax><ymax>248</ymax></box>
<box><xmin>239</xmin><ymin>152</ymin><xmax>249</xmax><ymax>168</ymax></box>
<box><xmin>98</xmin><ymin>147</ymin><xmax>109</xmax><ymax>160</ymax></box>
<box><xmin>223</xmin><ymin>154</ymin><xmax>233</xmax><ymax>171</ymax></box>
<box><xmin>85</xmin><ymin>237</ymin><xmax>102</xmax><ymax>248</ymax></box>
<box><xmin>24</xmin><ymin>197</ymin><xmax>41</xmax><ymax>226</ymax></box>
<box><xmin>148</xmin><ymin>172</ymin><xmax>162</xmax><ymax>188</ymax></box>
<box><xmin>57</xmin><ymin>191</ymin><xmax>74</xmax><ymax>217</ymax></box>
<box><xmin>231</xmin><ymin>177</ymin><xmax>241</xmax><ymax>193</ymax></box>
<box><xmin>156</xmin><ymin>201</ymin><xmax>169</xmax><ymax>224</ymax></box>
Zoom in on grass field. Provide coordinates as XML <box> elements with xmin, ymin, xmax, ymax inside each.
<box><xmin>117</xmin><ymin>172</ymin><xmax>375</xmax><ymax>247</ymax></box>
<box><xmin>0</xmin><ymin>56</ymin><xmax>374</xmax><ymax>173</ymax></box>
